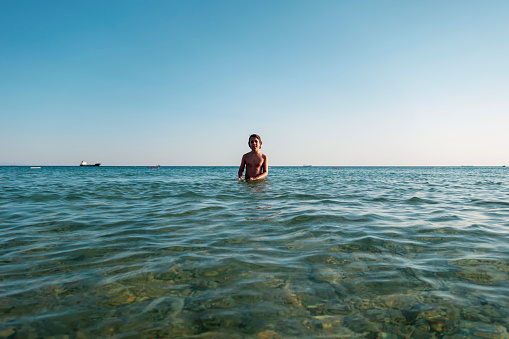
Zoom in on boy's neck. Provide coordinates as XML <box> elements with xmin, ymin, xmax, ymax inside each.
<box><xmin>250</xmin><ymin>149</ymin><xmax>261</xmax><ymax>154</ymax></box>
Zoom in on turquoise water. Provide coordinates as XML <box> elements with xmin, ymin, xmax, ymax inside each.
<box><xmin>1</xmin><ymin>166</ymin><xmax>508</xmax><ymax>338</ymax></box>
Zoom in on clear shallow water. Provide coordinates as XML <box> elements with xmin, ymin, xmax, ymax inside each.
<box><xmin>1</xmin><ymin>166</ymin><xmax>509</xmax><ymax>338</ymax></box>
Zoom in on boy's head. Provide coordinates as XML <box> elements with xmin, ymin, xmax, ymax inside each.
<box><xmin>248</xmin><ymin>134</ymin><xmax>262</xmax><ymax>150</ymax></box>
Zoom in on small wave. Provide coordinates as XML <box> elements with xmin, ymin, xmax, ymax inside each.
<box><xmin>404</xmin><ymin>197</ymin><xmax>439</xmax><ymax>205</ymax></box>
<box><xmin>471</xmin><ymin>199</ymin><xmax>509</xmax><ymax>207</ymax></box>
<box><xmin>311</xmin><ymin>198</ymin><xmax>340</xmax><ymax>204</ymax></box>
<box><xmin>427</xmin><ymin>215</ymin><xmax>461</xmax><ymax>222</ymax></box>
<box><xmin>282</xmin><ymin>214</ymin><xmax>374</xmax><ymax>226</ymax></box>
<box><xmin>246</xmin><ymin>211</ymin><xmax>282</xmax><ymax>220</ymax></box>
<box><xmin>475</xmin><ymin>181</ymin><xmax>503</xmax><ymax>186</ymax></box>
<box><xmin>370</xmin><ymin>197</ymin><xmax>395</xmax><ymax>203</ymax></box>
<box><xmin>165</xmin><ymin>206</ymin><xmax>227</xmax><ymax>218</ymax></box>
<box><xmin>36</xmin><ymin>221</ymin><xmax>91</xmax><ymax>234</ymax></box>
<box><xmin>287</xmin><ymin>193</ymin><xmax>319</xmax><ymax>200</ymax></box>
<box><xmin>415</xmin><ymin>225</ymin><xmax>488</xmax><ymax>236</ymax></box>
<box><xmin>173</xmin><ymin>191</ymin><xmax>209</xmax><ymax>199</ymax></box>
<box><xmin>24</xmin><ymin>193</ymin><xmax>62</xmax><ymax>202</ymax></box>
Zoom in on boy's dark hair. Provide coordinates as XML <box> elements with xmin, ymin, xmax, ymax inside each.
<box><xmin>248</xmin><ymin>134</ymin><xmax>262</xmax><ymax>147</ymax></box>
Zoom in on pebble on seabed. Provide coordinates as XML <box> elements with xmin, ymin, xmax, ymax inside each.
<box><xmin>0</xmin><ymin>328</ymin><xmax>15</xmax><ymax>338</ymax></box>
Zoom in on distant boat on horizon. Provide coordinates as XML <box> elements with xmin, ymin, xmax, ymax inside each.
<box><xmin>80</xmin><ymin>161</ymin><xmax>101</xmax><ymax>167</ymax></box>
<box><xmin>150</xmin><ymin>165</ymin><xmax>160</xmax><ymax>169</ymax></box>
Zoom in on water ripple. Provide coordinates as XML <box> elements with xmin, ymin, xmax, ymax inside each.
<box><xmin>0</xmin><ymin>166</ymin><xmax>508</xmax><ymax>337</ymax></box>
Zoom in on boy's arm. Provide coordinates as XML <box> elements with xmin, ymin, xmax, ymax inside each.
<box><xmin>238</xmin><ymin>156</ymin><xmax>246</xmax><ymax>179</ymax></box>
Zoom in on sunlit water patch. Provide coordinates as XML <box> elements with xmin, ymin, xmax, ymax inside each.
<box><xmin>0</xmin><ymin>166</ymin><xmax>508</xmax><ymax>338</ymax></box>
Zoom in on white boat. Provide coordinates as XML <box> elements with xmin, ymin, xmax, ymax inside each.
<box><xmin>80</xmin><ymin>161</ymin><xmax>101</xmax><ymax>166</ymax></box>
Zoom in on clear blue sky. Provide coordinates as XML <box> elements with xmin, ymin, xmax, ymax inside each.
<box><xmin>1</xmin><ymin>1</ymin><xmax>508</xmax><ymax>166</ymax></box>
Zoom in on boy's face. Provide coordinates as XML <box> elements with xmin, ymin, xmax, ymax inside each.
<box><xmin>249</xmin><ymin>137</ymin><xmax>261</xmax><ymax>151</ymax></box>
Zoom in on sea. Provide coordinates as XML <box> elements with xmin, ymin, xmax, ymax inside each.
<box><xmin>1</xmin><ymin>166</ymin><xmax>508</xmax><ymax>338</ymax></box>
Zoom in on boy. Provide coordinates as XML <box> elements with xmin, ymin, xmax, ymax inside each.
<box><xmin>238</xmin><ymin>134</ymin><xmax>268</xmax><ymax>181</ymax></box>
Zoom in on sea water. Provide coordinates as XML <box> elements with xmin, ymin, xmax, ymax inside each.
<box><xmin>1</xmin><ymin>166</ymin><xmax>508</xmax><ymax>338</ymax></box>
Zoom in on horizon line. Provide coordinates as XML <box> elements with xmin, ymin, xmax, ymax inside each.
<box><xmin>1</xmin><ymin>165</ymin><xmax>507</xmax><ymax>168</ymax></box>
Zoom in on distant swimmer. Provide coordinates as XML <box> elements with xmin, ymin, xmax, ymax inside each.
<box><xmin>238</xmin><ymin>134</ymin><xmax>268</xmax><ymax>181</ymax></box>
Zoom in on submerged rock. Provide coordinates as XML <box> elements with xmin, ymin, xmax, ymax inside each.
<box><xmin>257</xmin><ymin>329</ymin><xmax>282</xmax><ymax>338</ymax></box>
<box><xmin>0</xmin><ymin>328</ymin><xmax>15</xmax><ymax>338</ymax></box>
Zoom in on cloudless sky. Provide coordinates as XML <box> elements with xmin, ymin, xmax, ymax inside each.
<box><xmin>1</xmin><ymin>1</ymin><xmax>508</xmax><ymax>166</ymax></box>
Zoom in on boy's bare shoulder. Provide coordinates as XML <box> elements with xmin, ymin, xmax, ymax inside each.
<box><xmin>244</xmin><ymin>152</ymin><xmax>266</xmax><ymax>159</ymax></box>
